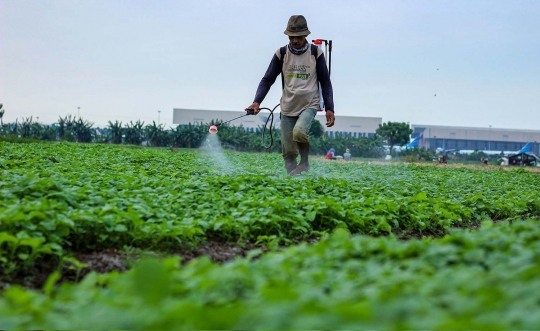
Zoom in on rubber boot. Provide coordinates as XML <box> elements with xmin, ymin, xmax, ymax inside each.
<box><xmin>284</xmin><ymin>156</ymin><xmax>298</xmax><ymax>174</ymax></box>
<box><xmin>289</xmin><ymin>142</ymin><xmax>310</xmax><ymax>175</ymax></box>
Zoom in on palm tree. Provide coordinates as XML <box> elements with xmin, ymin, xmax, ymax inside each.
<box><xmin>20</xmin><ymin>117</ymin><xmax>33</xmax><ymax>137</ymax></box>
<box><xmin>181</xmin><ymin>123</ymin><xmax>197</xmax><ymax>148</ymax></box>
<box><xmin>40</xmin><ymin>125</ymin><xmax>58</xmax><ymax>141</ymax></box>
<box><xmin>57</xmin><ymin>116</ymin><xmax>66</xmax><ymax>139</ymax></box>
<box><xmin>169</xmin><ymin>125</ymin><xmax>184</xmax><ymax>147</ymax></box>
<box><xmin>56</xmin><ymin>115</ymin><xmax>77</xmax><ymax>142</ymax></box>
<box><xmin>108</xmin><ymin>120</ymin><xmax>123</xmax><ymax>144</ymax></box>
<box><xmin>31</xmin><ymin>122</ymin><xmax>43</xmax><ymax>139</ymax></box>
<box><xmin>73</xmin><ymin>117</ymin><xmax>94</xmax><ymax>142</ymax></box>
<box><xmin>144</xmin><ymin>121</ymin><xmax>167</xmax><ymax>147</ymax></box>
<box><xmin>11</xmin><ymin>120</ymin><xmax>19</xmax><ymax>136</ymax></box>
<box><xmin>124</xmin><ymin>120</ymin><xmax>145</xmax><ymax>145</ymax></box>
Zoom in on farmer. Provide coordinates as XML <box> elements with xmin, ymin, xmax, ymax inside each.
<box><xmin>344</xmin><ymin>148</ymin><xmax>351</xmax><ymax>161</ymax></box>
<box><xmin>481</xmin><ymin>157</ymin><xmax>489</xmax><ymax>165</ymax></box>
<box><xmin>247</xmin><ymin>15</ymin><xmax>335</xmax><ymax>175</ymax></box>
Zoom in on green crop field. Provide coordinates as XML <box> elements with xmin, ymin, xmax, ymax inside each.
<box><xmin>1</xmin><ymin>142</ymin><xmax>540</xmax><ymax>328</ymax></box>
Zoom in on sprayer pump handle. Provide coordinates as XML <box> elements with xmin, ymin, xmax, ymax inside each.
<box><xmin>245</xmin><ymin>108</ymin><xmax>255</xmax><ymax>115</ymax></box>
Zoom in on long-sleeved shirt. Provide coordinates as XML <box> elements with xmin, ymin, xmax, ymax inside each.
<box><xmin>254</xmin><ymin>44</ymin><xmax>334</xmax><ymax>116</ymax></box>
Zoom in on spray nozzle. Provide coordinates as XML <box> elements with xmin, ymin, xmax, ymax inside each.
<box><xmin>209</xmin><ymin>125</ymin><xmax>219</xmax><ymax>134</ymax></box>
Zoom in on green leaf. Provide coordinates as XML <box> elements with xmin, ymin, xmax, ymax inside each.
<box><xmin>0</xmin><ymin>232</ymin><xmax>18</xmax><ymax>244</ymax></box>
<box><xmin>416</xmin><ymin>192</ymin><xmax>427</xmax><ymax>201</ymax></box>
<box><xmin>17</xmin><ymin>253</ymin><xmax>29</xmax><ymax>260</ymax></box>
<box><xmin>114</xmin><ymin>224</ymin><xmax>128</xmax><ymax>232</ymax></box>
<box><xmin>481</xmin><ymin>220</ymin><xmax>494</xmax><ymax>229</ymax></box>
<box><xmin>43</xmin><ymin>270</ymin><xmax>62</xmax><ymax>296</ymax></box>
<box><xmin>19</xmin><ymin>237</ymin><xmax>45</xmax><ymax>249</ymax></box>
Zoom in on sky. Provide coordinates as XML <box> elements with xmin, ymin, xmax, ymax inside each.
<box><xmin>1</xmin><ymin>0</ymin><xmax>539</xmax><ymax>129</ymax></box>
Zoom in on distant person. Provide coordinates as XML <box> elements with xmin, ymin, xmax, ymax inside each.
<box><xmin>326</xmin><ymin>148</ymin><xmax>336</xmax><ymax>160</ymax></box>
<box><xmin>481</xmin><ymin>157</ymin><xmax>488</xmax><ymax>165</ymax></box>
<box><xmin>247</xmin><ymin>15</ymin><xmax>334</xmax><ymax>175</ymax></box>
<box><xmin>344</xmin><ymin>148</ymin><xmax>351</xmax><ymax>161</ymax></box>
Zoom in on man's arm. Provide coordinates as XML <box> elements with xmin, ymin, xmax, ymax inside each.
<box><xmin>316</xmin><ymin>53</ymin><xmax>334</xmax><ymax>112</ymax></box>
<box><xmin>249</xmin><ymin>54</ymin><xmax>282</xmax><ymax>114</ymax></box>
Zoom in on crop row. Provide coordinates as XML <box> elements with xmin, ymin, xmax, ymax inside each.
<box><xmin>1</xmin><ymin>142</ymin><xmax>540</xmax><ymax>274</ymax></box>
<box><xmin>1</xmin><ymin>219</ymin><xmax>539</xmax><ymax>329</ymax></box>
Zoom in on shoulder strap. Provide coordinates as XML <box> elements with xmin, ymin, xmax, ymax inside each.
<box><xmin>280</xmin><ymin>45</ymin><xmax>287</xmax><ymax>60</ymax></box>
<box><xmin>279</xmin><ymin>46</ymin><xmax>287</xmax><ymax>90</ymax></box>
<box><xmin>311</xmin><ymin>44</ymin><xmax>318</xmax><ymax>57</ymax></box>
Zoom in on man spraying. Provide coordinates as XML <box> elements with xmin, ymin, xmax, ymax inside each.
<box><xmin>247</xmin><ymin>15</ymin><xmax>335</xmax><ymax>175</ymax></box>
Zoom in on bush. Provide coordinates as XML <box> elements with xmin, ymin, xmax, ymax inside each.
<box><xmin>0</xmin><ymin>135</ymin><xmax>44</xmax><ymax>143</ymax></box>
<box><xmin>399</xmin><ymin>148</ymin><xmax>436</xmax><ymax>162</ymax></box>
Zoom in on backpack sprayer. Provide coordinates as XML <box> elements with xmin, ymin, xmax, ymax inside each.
<box><xmin>313</xmin><ymin>39</ymin><xmax>332</xmax><ymax>76</ymax></box>
<box><xmin>208</xmin><ymin>38</ymin><xmax>332</xmax><ymax>149</ymax></box>
<box><xmin>313</xmin><ymin>39</ymin><xmax>332</xmax><ymax>112</ymax></box>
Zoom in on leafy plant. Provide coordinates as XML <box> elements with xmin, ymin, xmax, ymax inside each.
<box><xmin>1</xmin><ymin>220</ymin><xmax>540</xmax><ymax>329</ymax></box>
<box><xmin>1</xmin><ymin>142</ymin><xmax>540</xmax><ymax>279</ymax></box>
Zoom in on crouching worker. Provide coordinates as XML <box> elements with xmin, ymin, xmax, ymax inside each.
<box><xmin>247</xmin><ymin>15</ymin><xmax>335</xmax><ymax>175</ymax></box>
<box><xmin>326</xmin><ymin>148</ymin><xmax>336</xmax><ymax>160</ymax></box>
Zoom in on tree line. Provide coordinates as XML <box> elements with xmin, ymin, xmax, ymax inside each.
<box><xmin>1</xmin><ymin>111</ymin><xmax>420</xmax><ymax>158</ymax></box>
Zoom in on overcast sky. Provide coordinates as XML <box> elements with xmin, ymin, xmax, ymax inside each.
<box><xmin>1</xmin><ymin>0</ymin><xmax>539</xmax><ymax>129</ymax></box>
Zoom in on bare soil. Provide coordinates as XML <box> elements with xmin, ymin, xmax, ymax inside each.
<box><xmin>0</xmin><ymin>241</ymin><xmax>264</xmax><ymax>290</ymax></box>
<box><xmin>177</xmin><ymin>240</ymin><xmax>261</xmax><ymax>264</ymax></box>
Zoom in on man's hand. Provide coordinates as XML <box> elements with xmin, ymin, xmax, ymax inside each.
<box><xmin>247</xmin><ymin>102</ymin><xmax>261</xmax><ymax>115</ymax></box>
<box><xmin>325</xmin><ymin>110</ymin><xmax>335</xmax><ymax>127</ymax></box>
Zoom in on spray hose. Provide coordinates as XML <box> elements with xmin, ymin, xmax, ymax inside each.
<box><xmin>259</xmin><ymin>104</ymin><xmax>280</xmax><ymax>149</ymax></box>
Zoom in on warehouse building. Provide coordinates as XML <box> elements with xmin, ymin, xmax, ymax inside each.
<box><xmin>173</xmin><ymin>108</ymin><xmax>382</xmax><ymax>138</ymax></box>
<box><xmin>411</xmin><ymin>124</ymin><xmax>540</xmax><ymax>155</ymax></box>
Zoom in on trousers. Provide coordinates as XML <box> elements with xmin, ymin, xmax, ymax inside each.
<box><xmin>280</xmin><ymin>108</ymin><xmax>317</xmax><ymax>159</ymax></box>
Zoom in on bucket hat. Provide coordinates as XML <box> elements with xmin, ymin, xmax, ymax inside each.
<box><xmin>284</xmin><ymin>15</ymin><xmax>311</xmax><ymax>37</ymax></box>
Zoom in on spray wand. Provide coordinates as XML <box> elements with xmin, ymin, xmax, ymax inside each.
<box><xmin>208</xmin><ymin>104</ymin><xmax>280</xmax><ymax>149</ymax></box>
<box><xmin>208</xmin><ymin>108</ymin><xmax>255</xmax><ymax>134</ymax></box>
